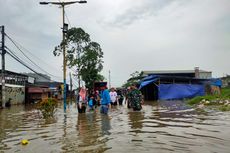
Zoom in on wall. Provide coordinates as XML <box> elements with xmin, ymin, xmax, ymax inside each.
<box><xmin>5</xmin><ymin>84</ymin><xmax>25</xmax><ymax>105</ymax></box>
<box><xmin>199</xmin><ymin>72</ymin><xmax>212</xmax><ymax>79</ymax></box>
<box><xmin>221</xmin><ymin>76</ymin><xmax>230</xmax><ymax>87</ymax></box>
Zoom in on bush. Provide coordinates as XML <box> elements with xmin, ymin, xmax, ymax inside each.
<box><xmin>187</xmin><ymin>96</ymin><xmax>204</xmax><ymax>105</ymax></box>
<box><xmin>219</xmin><ymin>105</ymin><xmax>230</xmax><ymax>111</ymax></box>
<box><xmin>38</xmin><ymin>98</ymin><xmax>58</xmax><ymax>118</ymax></box>
<box><xmin>221</xmin><ymin>88</ymin><xmax>230</xmax><ymax>99</ymax></box>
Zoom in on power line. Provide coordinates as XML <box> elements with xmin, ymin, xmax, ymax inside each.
<box><xmin>64</xmin><ymin>9</ymin><xmax>72</xmax><ymax>28</ymax></box>
<box><xmin>5</xmin><ymin>47</ymin><xmax>50</xmax><ymax>80</ymax></box>
<box><xmin>5</xmin><ymin>33</ymin><xmax>62</xmax><ymax>80</ymax></box>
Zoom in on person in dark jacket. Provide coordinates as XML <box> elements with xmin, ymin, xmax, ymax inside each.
<box><xmin>117</xmin><ymin>89</ymin><xmax>124</xmax><ymax>105</ymax></box>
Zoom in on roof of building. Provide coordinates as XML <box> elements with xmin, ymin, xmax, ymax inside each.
<box><xmin>35</xmin><ymin>81</ymin><xmax>65</xmax><ymax>87</ymax></box>
<box><xmin>27</xmin><ymin>87</ymin><xmax>50</xmax><ymax>93</ymax></box>
<box><xmin>142</xmin><ymin>69</ymin><xmax>212</xmax><ymax>75</ymax></box>
<box><xmin>0</xmin><ymin>70</ymin><xmax>28</xmax><ymax>77</ymax></box>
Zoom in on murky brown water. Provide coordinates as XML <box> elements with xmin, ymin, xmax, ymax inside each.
<box><xmin>1</xmin><ymin>101</ymin><xmax>230</xmax><ymax>153</ymax></box>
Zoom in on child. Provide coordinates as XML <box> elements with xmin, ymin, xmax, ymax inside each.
<box><xmin>88</xmin><ymin>96</ymin><xmax>94</xmax><ymax>111</ymax></box>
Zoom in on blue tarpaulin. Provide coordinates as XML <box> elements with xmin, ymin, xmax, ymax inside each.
<box><xmin>211</xmin><ymin>79</ymin><xmax>222</xmax><ymax>87</ymax></box>
<box><xmin>141</xmin><ymin>75</ymin><xmax>158</xmax><ymax>81</ymax></box>
<box><xmin>139</xmin><ymin>75</ymin><xmax>158</xmax><ymax>89</ymax></box>
<box><xmin>158</xmin><ymin>84</ymin><xmax>205</xmax><ymax>100</ymax></box>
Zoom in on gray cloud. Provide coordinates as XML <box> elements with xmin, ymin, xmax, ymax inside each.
<box><xmin>100</xmin><ymin>0</ymin><xmax>178</xmax><ymax>27</ymax></box>
<box><xmin>1</xmin><ymin>0</ymin><xmax>230</xmax><ymax>87</ymax></box>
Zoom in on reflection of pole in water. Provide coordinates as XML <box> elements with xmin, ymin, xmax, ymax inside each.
<box><xmin>63</xmin><ymin>114</ymin><xmax>67</xmax><ymax>137</ymax></box>
<box><xmin>69</xmin><ymin>72</ymin><xmax>73</xmax><ymax>104</ymax></box>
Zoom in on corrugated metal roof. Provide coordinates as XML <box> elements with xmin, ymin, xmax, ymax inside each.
<box><xmin>142</xmin><ymin>70</ymin><xmax>211</xmax><ymax>74</ymax></box>
<box><xmin>0</xmin><ymin>70</ymin><xmax>28</xmax><ymax>77</ymax></box>
<box><xmin>0</xmin><ymin>83</ymin><xmax>25</xmax><ymax>88</ymax></box>
<box><xmin>28</xmin><ymin>87</ymin><xmax>50</xmax><ymax>93</ymax></box>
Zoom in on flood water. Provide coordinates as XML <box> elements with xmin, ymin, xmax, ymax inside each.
<box><xmin>1</xmin><ymin>101</ymin><xmax>230</xmax><ymax>153</ymax></box>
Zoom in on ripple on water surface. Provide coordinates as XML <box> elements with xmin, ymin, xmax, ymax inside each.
<box><xmin>0</xmin><ymin>101</ymin><xmax>230</xmax><ymax>153</ymax></box>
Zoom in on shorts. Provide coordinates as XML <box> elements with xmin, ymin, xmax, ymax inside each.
<box><xmin>111</xmin><ymin>101</ymin><xmax>117</xmax><ymax>106</ymax></box>
<box><xmin>100</xmin><ymin>105</ymin><xmax>109</xmax><ymax>114</ymax></box>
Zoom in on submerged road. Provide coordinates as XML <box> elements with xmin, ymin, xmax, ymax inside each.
<box><xmin>0</xmin><ymin>101</ymin><xmax>230</xmax><ymax>153</ymax></box>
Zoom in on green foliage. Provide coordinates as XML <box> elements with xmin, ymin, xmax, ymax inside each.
<box><xmin>54</xmin><ymin>27</ymin><xmax>104</xmax><ymax>90</ymax></box>
<box><xmin>38</xmin><ymin>98</ymin><xmax>58</xmax><ymax>118</ymax></box>
<box><xmin>122</xmin><ymin>71</ymin><xmax>143</xmax><ymax>88</ymax></box>
<box><xmin>219</xmin><ymin>105</ymin><xmax>230</xmax><ymax>111</ymax></box>
<box><xmin>80</xmin><ymin>42</ymin><xmax>104</xmax><ymax>90</ymax></box>
<box><xmin>188</xmin><ymin>88</ymin><xmax>230</xmax><ymax>105</ymax></box>
<box><xmin>221</xmin><ymin>87</ymin><xmax>230</xmax><ymax>98</ymax></box>
<box><xmin>187</xmin><ymin>96</ymin><xmax>204</xmax><ymax>105</ymax></box>
<box><xmin>188</xmin><ymin>95</ymin><xmax>219</xmax><ymax>105</ymax></box>
<box><xmin>187</xmin><ymin>87</ymin><xmax>230</xmax><ymax>112</ymax></box>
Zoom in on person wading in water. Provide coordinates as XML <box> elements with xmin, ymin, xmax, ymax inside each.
<box><xmin>77</xmin><ymin>87</ymin><xmax>87</xmax><ymax>113</ymax></box>
<box><xmin>100</xmin><ymin>86</ymin><xmax>111</xmax><ymax>114</ymax></box>
<box><xmin>129</xmin><ymin>85</ymin><xmax>143</xmax><ymax>111</ymax></box>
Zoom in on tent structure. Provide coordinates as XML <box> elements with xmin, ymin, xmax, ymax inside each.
<box><xmin>139</xmin><ymin>75</ymin><xmax>221</xmax><ymax>100</ymax></box>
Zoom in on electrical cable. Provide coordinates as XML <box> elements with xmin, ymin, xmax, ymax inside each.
<box><xmin>5</xmin><ymin>47</ymin><xmax>50</xmax><ymax>80</ymax></box>
<box><xmin>5</xmin><ymin>33</ymin><xmax>62</xmax><ymax>79</ymax></box>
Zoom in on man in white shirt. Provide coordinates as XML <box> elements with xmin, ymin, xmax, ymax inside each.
<box><xmin>109</xmin><ymin>87</ymin><xmax>118</xmax><ymax>105</ymax></box>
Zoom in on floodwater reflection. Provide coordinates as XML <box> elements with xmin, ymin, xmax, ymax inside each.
<box><xmin>0</xmin><ymin>101</ymin><xmax>230</xmax><ymax>153</ymax></box>
<box><xmin>128</xmin><ymin>111</ymin><xmax>144</xmax><ymax>130</ymax></box>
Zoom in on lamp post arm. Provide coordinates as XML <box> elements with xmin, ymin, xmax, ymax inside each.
<box><xmin>40</xmin><ymin>1</ymin><xmax>87</xmax><ymax>6</ymax></box>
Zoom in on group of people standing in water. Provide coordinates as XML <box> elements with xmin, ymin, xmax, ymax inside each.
<box><xmin>76</xmin><ymin>84</ymin><xmax>144</xmax><ymax>114</ymax></box>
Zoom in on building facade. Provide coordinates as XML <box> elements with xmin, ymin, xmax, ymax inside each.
<box><xmin>140</xmin><ymin>68</ymin><xmax>213</xmax><ymax>101</ymax></box>
<box><xmin>0</xmin><ymin>70</ymin><xmax>28</xmax><ymax>105</ymax></box>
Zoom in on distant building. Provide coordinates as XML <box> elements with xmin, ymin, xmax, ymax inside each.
<box><xmin>35</xmin><ymin>81</ymin><xmax>68</xmax><ymax>99</ymax></box>
<box><xmin>139</xmin><ymin>67</ymin><xmax>214</xmax><ymax>101</ymax></box>
<box><xmin>25</xmin><ymin>84</ymin><xmax>50</xmax><ymax>103</ymax></box>
<box><xmin>142</xmin><ymin>67</ymin><xmax>212</xmax><ymax>79</ymax></box>
<box><xmin>221</xmin><ymin>75</ymin><xmax>230</xmax><ymax>87</ymax></box>
<box><xmin>24</xmin><ymin>73</ymin><xmax>51</xmax><ymax>83</ymax></box>
<box><xmin>0</xmin><ymin>70</ymin><xmax>28</xmax><ymax>105</ymax></box>
<box><xmin>1</xmin><ymin>71</ymin><xmax>69</xmax><ymax>105</ymax></box>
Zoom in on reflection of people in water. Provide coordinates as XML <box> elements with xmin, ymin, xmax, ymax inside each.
<box><xmin>76</xmin><ymin>113</ymin><xmax>107</xmax><ymax>152</ymax></box>
<box><xmin>128</xmin><ymin>111</ymin><xmax>144</xmax><ymax>130</ymax></box>
<box><xmin>77</xmin><ymin>114</ymin><xmax>94</xmax><ymax>145</ymax></box>
<box><xmin>100</xmin><ymin>115</ymin><xmax>111</xmax><ymax>136</ymax></box>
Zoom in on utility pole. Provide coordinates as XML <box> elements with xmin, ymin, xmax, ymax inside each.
<box><xmin>40</xmin><ymin>1</ymin><xmax>87</xmax><ymax>112</ymax></box>
<box><xmin>109</xmin><ymin>70</ymin><xmax>111</xmax><ymax>89</ymax></box>
<box><xmin>78</xmin><ymin>69</ymin><xmax>80</xmax><ymax>90</ymax></box>
<box><xmin>1</xmin><ymin>26</ymin><xmax>6</xmax><ymax>108</ymax></box>
<box><xmin>77</xmin><ymin>49</ymin><xmax>80</xmax><ymax>90</ymax></box>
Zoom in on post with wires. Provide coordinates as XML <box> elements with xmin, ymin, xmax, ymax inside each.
<box><xmin>39</xmin><ymin>1</ymin><xmax>87</xmax><ymax>112</ymax></box>
<box><xmin>1</xmin><ymin>25</ymin><xmax>6</xmax><ymax>108</ymax></box>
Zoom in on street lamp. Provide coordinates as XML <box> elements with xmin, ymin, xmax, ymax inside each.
<box><xmin>40</xmin><ymin>0</ymin><xmax>87</xmax><ymax>112</ymax></box>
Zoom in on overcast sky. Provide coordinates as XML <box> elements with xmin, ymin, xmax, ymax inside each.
<box><xmin>0</xmin><ymin>0</ymin><xmax>230</xmax><ymax>88</ymax></box>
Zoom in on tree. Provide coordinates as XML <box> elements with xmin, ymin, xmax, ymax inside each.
<box><xmin>54</xmin><ymin>27</ymin><xmax>104</xmax><ymax>92</ymax></box>
<box><xmin>122</xmin><ymin>71</ymin><xmax>143</xmax><ymax>88</ymax></box>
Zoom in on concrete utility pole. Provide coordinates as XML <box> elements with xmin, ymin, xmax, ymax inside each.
<box><xmin>109</xmin><ymin>70</ymin><xmax>111</xmax><ymax>89</ymax></box>
<box><xmin>39</xmin><ymin>1</ymin><xmax>87</xmax><ymax>112</ymax></box>
<box><xmin>77</xmin><ymin>49</ymin><xmax>80</xmax><ymax>90</ymax></box>
<box><xmin>1</xmin><ymin>26</ymin><xmax>6</xmax><ymax>108</ymax></box>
